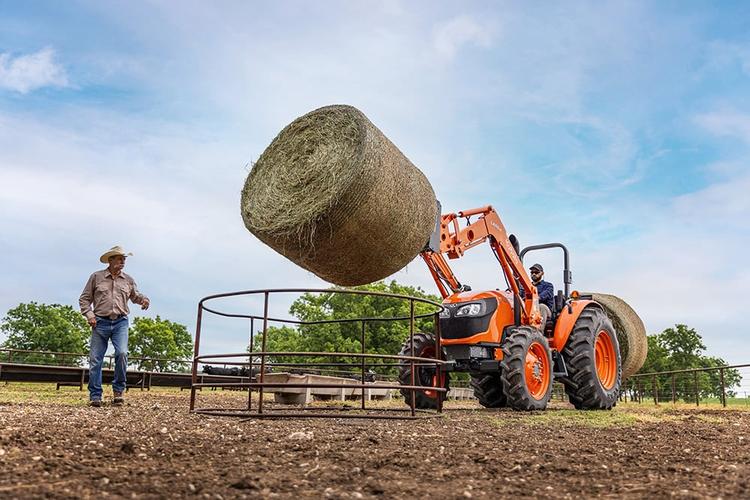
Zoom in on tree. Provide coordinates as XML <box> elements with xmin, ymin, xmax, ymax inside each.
<box><xmin>658</xmin><ymin>324</ymin><xmax>706</xmax><ymax>369</ymax></box>
<box><xmin>129</xmin><ymin>316</ymin><xmax>193</xmax><ymax>372</ymax></box>
<box><xmin>643</xmin><ymin>334</ymin><xmax>670</xmax><ymax>373</ymax></box>
<box><xmin>702</xmin><ymin>356</ymin><xmax>743</xmax><ymax>398</ymax></box>
<box><xmin>637</xmin><ymin>324</ymin><xmax>741</xmax><ymax>400</ymax></box>
<box><xmin>0</xmin><ymin>302</ymin><xmax>90</xmax><ymax>366</ymax></box>
<box><xmin>256</xmin><ymin>281</ymin><xmax>442</xmax><ymax>376</ymax></box>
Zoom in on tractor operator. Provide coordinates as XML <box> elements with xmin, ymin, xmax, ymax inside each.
<box><xmin>79</xmin><ymin>246</ymin><xmax>150</xmax><ymax>407</ymax></box>
<box><xmin>530</xmin><ymin>263</ymin><xmax>554</xmax><ymax>329</ymax></box>
<box><xmin>529</xmin><ymin>263</ymin><xmax>554</xmax><ymax>310</ymax></box>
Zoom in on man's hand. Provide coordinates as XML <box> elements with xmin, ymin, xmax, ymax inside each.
<box><xmin>141</xmin><ymin>297</ymin><xmax>150</xmax><ymax>310</ymax></box>
<box><xmin>87</xmin><ymin>316</ymin><xmax>97</xmax><ymax>328</ymax></box>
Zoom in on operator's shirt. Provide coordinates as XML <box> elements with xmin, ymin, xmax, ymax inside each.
<box><xmin>79</xmin><ymin>269</ymin><xmax>147</xmax><ymax>321</ymax></box>
<box><xmin>535</xmin><ymin>280</ymin><xmax>554</xmax><ymax>311</ymax></box>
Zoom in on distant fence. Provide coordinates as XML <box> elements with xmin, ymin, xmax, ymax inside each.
<box><xmin>625</xmin><ymin>364</ymin><xmax>750</xmax><ymax>407</ymax></box>
<box><xmin>4</xmin><ymin>348</ymin><xmax>747</xmax><ymax>407</ymax></box>
<box><xmin>0</xmin><ymin>348</ymin><xmax>192</xmax><ymax>373</ymax></box>
<box><xmin>0</xmin><ymin>348</ymin><xmax>402</xmax><ymax>382</ymax></box>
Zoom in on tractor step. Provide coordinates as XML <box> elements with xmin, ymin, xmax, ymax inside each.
<box><xmin>441</xmin><ymin>359</ymin><xmax>500</xmax><ymax>373</ymax></box>
<box><xmin>552</xmin><ymin>351</ymin><xmax>568</xmax><ymax>377</ymax></box>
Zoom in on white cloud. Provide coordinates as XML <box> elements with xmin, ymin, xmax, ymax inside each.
<box><xmin>0</xmin><ymin>48</ymin><xmax>69</xmax><ymax>94</ymax></box>
<box><xmin>572</xmin><ymin>168</ymin><xmax>750</xmax><ymax>364</ymax></box>
<box><xmin>550</xmin><ymin>117</ymin><xmax>642</xmax><ymax>196</ymax></box>
<box><xmin>433</xmin><ymin>15</ymin><xmax>493</xmax><ymax>60</ymax></box>
<box><xmin>704</xmin><ymin>160</ymin><xmax>748</xmax><ymax>179</ymax></box>
<box><xmin>704</xmin><ymin>41</ymin><xmax>750</xmax><ymax>77</ymax></box>
<box><xmin>672</xmin><ymin>174</ymin><xmax>750</xmax><ymax>225</ymax></box>
<box><xmin>695</xmin><ymin>110</ymin><xmax>750</xmax><ymax>143</ymax></box>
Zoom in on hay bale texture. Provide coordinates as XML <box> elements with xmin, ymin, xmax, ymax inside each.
<box><xmin>585</xmin><ymin>292</ymin><xmax>648</xmax><ymax>379</ymax></box>
<box><xmin>240</xmin><ymin>105</ymin><xmax>437</xmax><ymax>286</ymax></box>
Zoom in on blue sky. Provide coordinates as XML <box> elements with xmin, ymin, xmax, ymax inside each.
<box><xmin>1</xmin><ymin>1</ymin><xmax>749</xmax><ymax>368</ymax></box>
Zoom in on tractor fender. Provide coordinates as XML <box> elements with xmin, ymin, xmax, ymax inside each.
<box><xmin>551</xmin><ymin>300</ymin><xmax>602</xmax><ymax>351</ymax></box>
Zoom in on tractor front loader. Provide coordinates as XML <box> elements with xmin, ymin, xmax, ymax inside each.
<box><xmin>398</xmin><ymin>204</ymin><xmax>621</xmax><ymax>411</ymax></box>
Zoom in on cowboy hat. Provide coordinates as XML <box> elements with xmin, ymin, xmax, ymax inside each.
<box><xmin>100</xmin><ymin>245</ymin><xmax>133</xmax><ymax>263</ymax></box>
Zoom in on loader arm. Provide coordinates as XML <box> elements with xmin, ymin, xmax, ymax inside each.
<box><xmin>421</xmin><ymin>205</ymin><xmax>542</xmax><ymax>327</ymax></box>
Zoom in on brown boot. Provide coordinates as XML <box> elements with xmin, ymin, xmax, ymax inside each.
<box><xmin>112</xmin><ymin>391</ymin><xmax>124</xmax><ymax>406</ymax></box>
<box><xmin>90</xmin><ymin>399</ymin><xmax>102</xmax><ymax>408</ymax></box>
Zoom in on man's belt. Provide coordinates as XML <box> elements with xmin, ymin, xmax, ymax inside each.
<box><xmin>96</xmin><ymin>314</ymin><xmax>126</xmax><ymax>320</ymax></box>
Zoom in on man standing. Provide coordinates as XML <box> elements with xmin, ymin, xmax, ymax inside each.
<box><xmin>79</xmin><ymin>246</ymin><xmax>150</xmax><ymax>407</ymax></box>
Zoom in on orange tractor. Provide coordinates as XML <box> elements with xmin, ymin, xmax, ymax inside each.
<box><xmin>398</xmin><ymin>205</ymin><xmax>621</xmax><ymax>411</ymax></box>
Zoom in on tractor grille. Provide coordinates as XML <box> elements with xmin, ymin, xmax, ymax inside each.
<box><xmin>439</xmin><ymin>298</ymin><xmax>498</xmax><ymax>340</ymax></box>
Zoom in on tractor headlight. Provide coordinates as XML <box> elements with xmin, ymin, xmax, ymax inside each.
<box><xmin>438</xmin><ymin>307</ymin><xmax>450</xmax><ymax>319</ymax></box>
<box><xmin>455</xmin><ymin>302</ymin><xmax>484</xmax><ymax>317</ymax></box>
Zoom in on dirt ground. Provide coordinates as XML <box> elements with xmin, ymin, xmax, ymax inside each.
<box><xmin>0</xmin><ymin>387</ymin><xmax>748</xmax><ymax>499</ymax></box>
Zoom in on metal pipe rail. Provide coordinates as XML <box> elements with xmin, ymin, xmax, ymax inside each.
<box><xmin>191</xmin><ymin>288</ymin><xmax>446</xmax><ymax>419</ymax></box>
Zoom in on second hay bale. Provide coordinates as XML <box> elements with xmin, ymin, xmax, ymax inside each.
<box><xmin>240</xmin><ymin>105</ymin><xmax>437</xmax><ymax>286</ymax></box>
<box><xmin>585</xmin><ymin>292</ymin><xmax>648</xmax><ymax>379</ymax></box>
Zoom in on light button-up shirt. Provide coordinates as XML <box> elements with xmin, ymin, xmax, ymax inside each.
<box><xmin>79</xmin><ymin>269</ymin><xmax>147</xmax><ymax>321</ymax></box>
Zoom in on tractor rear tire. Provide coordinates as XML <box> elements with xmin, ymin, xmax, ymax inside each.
<box><xmin>398</xmin><ymin>333</ymin><xmax>450</xmax><ymax>410</ymax></box>
<box><xmin>470</xmin><ymin>372</ymin><xmax>507</xmax><ymax>408</ymax></box>
<box><xmin>561</xmin><ymin>306</ymin><xmax>621</xmax><ymax>410</ymax></box>
<box><xmin>500</xmin><ymin>327</ymin><xmax>553</xmax><ymax>411</ymax></box>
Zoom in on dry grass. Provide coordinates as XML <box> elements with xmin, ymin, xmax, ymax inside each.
<box><xmin>0</xmin><ymin>382</ymin><xmax>182</xmax><ymax>406</ymax></box>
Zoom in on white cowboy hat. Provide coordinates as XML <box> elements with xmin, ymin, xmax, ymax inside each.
<box><xmin>100</xmin><ymin>245</ymin><xmax>133</xmax><ymax>263</ymax></box>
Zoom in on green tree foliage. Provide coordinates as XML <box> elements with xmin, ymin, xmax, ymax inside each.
<box><xmin>0</xmin><ymin>302</ymin><xmax>90</xmax><ymax>366</ymax></box>
<box><xmin>637</xmin><ymin>324</ymin><xmax>741</xmax><ymax>400</ymax></box>
<box><xmin>256</xmin><ymin>281</ymin><xmax>441</xmax><ymax>375</ymax></box>
<box><xmin>129</xmin><ymin>316</ymin><xmax>193</xmax><ymax>372</ymax></box>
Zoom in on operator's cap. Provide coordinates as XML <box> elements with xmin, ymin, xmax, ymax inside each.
<box><xmin>530</xmin><ymin>263</ymin><xmax>544</xmax><ymax>273</ymax></box>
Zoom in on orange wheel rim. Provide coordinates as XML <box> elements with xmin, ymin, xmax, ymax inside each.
<box><xmin>525</xmin><ymin>341</ymin><xmax>551</xmax><ymax>400</ymax></box>
<box><xmin>418</xmin><ymin>346</ymin><xmax>442</xmax><ymax>399</ymax></box>
<box><xmin>424</xmin><ymin>371</ymin><xmax>446</xmax><ymax>400</ymax></box>
<box><xmin>595</xmin><ymin>330</ymin><xmax>617</xmax><ymax>389</ymax></box>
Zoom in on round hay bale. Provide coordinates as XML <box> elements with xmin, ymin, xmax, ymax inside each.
<box><xmin>241</xmin><ymin>105</ymin><xmax>437</xmax><ymax>286</ymax></box>
<box><xmin>584</xmin><ymin>292</ymin><xmax>648</xmax><ymax>379</ymax></box>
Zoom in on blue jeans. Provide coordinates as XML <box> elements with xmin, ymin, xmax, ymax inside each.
<box><xmin>88</xmin><ymin>316</ymin><xmax>129</xmax><ymax>400</ymax></box>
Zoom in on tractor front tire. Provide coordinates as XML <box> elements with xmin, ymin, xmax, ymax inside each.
<box><xmin>500</xmin><ymin>327</ymin><xmax>553</xmax><ymax>411</ymax></box>
<box><xmin>561</xmin><ymin>306</ymin><xmax>622</xmax><ymax>410</ymax></box>
<box><xmin>398</xmin><ymin>333</ymin><xmax>450</xmax><ymax>410</ymax></box>
<box><xmin>471</xmin><ymin>372</ymin><xmax>507</xmax><ymax>408</ymax></box>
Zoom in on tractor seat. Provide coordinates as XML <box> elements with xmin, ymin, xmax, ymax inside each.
<box><xmin>554</xmin><ymin>290</ymin><xmax>565</xmax><ymax>316</ymax></box>
<box><xmin>543</xmin><ymin>291</ymin><xmax>566</xmax><ymax>336</ymax></box>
